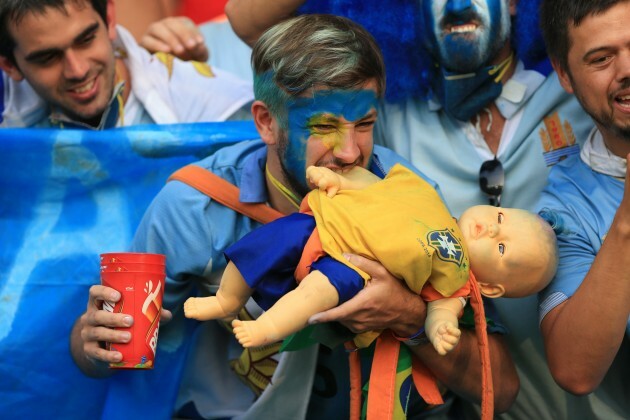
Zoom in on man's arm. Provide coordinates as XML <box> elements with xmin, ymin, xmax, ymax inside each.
<box><xmin>309</xmin><ymin>254</ymin><xmax>519</xmax><ymax>413</ymax></box>
<box><xmin>541</xmin><ymin>155</ymin><xmax>630</xmax><ymax>395</ymax></box>
<box><xmin>225</xmin><ymin>0</ymin><xmax>305</xmax><ymax>47</ymax></box>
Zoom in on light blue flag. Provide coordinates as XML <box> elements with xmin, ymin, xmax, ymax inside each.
<box><xmin>0</xmin><ymin>122</ymin><xmax>259</xmax><ymax>418</ymax></box>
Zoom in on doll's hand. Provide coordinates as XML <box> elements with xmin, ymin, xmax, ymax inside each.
<box><xmin>430</xmin><ymin>322</ymin><xmax>462</xmax><ymax>356</ymax></box>
<box><xmin>140</xmin><ymin>16</ymin><xmax>209</xmax><ymax>62</ymax></box>
<box><xmin>308</xmin><ymin>254</ymin><xmax>426</xmax><ymax>336</ymax></box>
<box><xmin>306</xmin><ymin>166</ymin><xmax>342</xmax><ymax>198</ymax></box>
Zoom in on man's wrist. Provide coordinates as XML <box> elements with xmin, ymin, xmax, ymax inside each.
<box><xmin>392</xmin><ymin>327</ymin><xmax>430</xmax><ymax>347</ymax></box>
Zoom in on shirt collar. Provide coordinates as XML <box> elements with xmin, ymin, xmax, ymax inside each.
<box><xmin>580</xmin><ymin>128</ymin><xmax>627</xmax><ymax>180</ymax></box>
<box><xmin>238</xmin><ymin>147</ymin><xmax>387</xmax><ymax>204</ymax></box>
<box><xmin>48</xmin><ymin>81</ymin><xmax>125</xmax><ymax>130</ymax></box>
<box><xmin>428</xmin><ymin>60</ymin><xmax>545</xmax><ymax>119</ymax></box>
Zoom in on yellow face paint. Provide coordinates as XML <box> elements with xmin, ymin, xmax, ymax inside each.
<box><xmin>283</xmin><ymin>89</ymin><xmax>378</xmax><ymax>191</ymax></box>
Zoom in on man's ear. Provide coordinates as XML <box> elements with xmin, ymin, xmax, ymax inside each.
<box><xmin>251</xmin><ymin>100</ymin><xmax>277</xmax><ymax>145</ymax></box>
<box><xmin>0</xmin><ymin>56</ymin><xmax>24</xmax><ymax>82</ymax></box>
<box><xmin>106</xmin><ymin>0</ymin><xmax>117</xmax><ymax>41</ymax></box>
<box><xmin>509</xmin><ymin>0</ymin><xmax>517</xmax><ymax>16</ymax></box>
<box><xmin>478</xmin><ymin>282</ymin><xmax>506</xmax><ymax>299</ymax></box>
<box><xmin>551</xmin><ymin>58</ymin><xmax>574</xmax><ymax>95</ymax></box>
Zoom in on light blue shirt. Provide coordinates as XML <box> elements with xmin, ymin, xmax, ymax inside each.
<box><xmin>376</xmin><ymin>71</ymin><xmax>592</xmax><ymax>217</ymax></box>
<box><xmin>105</xmin><ymin>139</ymin><xmax>435</xmax><ymax>419</ymax></box>
<box><xmin>537</xmin><ymin>154</ymin><xmax>629</xmax><ymax>334</ymax></box>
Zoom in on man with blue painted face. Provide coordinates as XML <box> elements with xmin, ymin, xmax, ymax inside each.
<box><xmin>225</xmin><ymin>0</ymin><xmax>625</xmax><ymax>418</ymax></box>
<box><xmin>70</xmin><ymin>14</ymin><xmax>518</xmax><ymax>418</ymax></box>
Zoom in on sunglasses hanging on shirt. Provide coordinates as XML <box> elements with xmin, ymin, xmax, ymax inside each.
<box><xmin>479</xmin><ymin>156</ymin><xmax>504</xmax><ymax>207</ymax></box>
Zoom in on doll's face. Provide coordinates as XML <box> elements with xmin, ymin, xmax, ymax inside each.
<box><xmin>458</xmin><ymin>205</ymin><xmax>554</xmax><ymax>292</ymax></box>
<box><xmin>420</xmin><ymin>0</ymin><xmax>512</xmax><ymax>72</ymax></box>
<box><xmin>276</xmin><ymin>81</ymin><xmax>378</xmax><ymax>197</ymax></box>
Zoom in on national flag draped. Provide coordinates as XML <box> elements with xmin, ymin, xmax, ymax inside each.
<box><xmin>0</xmin><ymin>122</ymin><xmax>259</xmax><ymax>418</ymax></box>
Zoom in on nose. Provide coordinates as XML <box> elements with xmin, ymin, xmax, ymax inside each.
<box><xmin>615</xmin><ymin>51</ymin><xmax>630</xmax><ymax>84</ymax></box>
<box><xmin>446</xmin><ymin>0</ymin><xmax>473</xmax><ymax>14</ymax></box>
<box><xmin>63</xmin><ymin>49</ymin><xmax>89</xmax><ymax>81</ymax></box>
<box><xmin>332</xmin><ymin>129</ymin><xmax>361</xmax><ymax>163</ymax></box>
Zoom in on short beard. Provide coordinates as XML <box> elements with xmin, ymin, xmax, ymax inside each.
<box><xmin>277</xmin><ymin>130</ymin><xmax>311</xmax><ymax>199</ymax></box>
<box><xmin>574</xmin><ymin>76</ymin><xmax>630</xmax><ymax>142</ymax></box>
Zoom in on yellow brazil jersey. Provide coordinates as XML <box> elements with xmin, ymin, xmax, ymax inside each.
<box><xmin>307</xmin><ymin>164</ymin><xmax>469</xmax><ymax>298</ymax></box>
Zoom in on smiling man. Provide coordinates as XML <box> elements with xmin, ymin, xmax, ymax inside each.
<box><xmin>0</xmin><ymin>0</ymin><xmax>252</xmax><ymax>129</ymax></box>
<box><xmin>535</xmin><ymin>0</ymin><xmax>630</xmax><ymax>410</ymax></box>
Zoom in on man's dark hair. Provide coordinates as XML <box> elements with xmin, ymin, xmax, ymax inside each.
<box><xmin>540</xmin><ymin>0</ymin><xmax>624</xmax><ymax>71</ymax></box>
<box><xmin>0</xmin><ymin>0</ymin><xmax>108</xmax><ymax>64</ymax></box>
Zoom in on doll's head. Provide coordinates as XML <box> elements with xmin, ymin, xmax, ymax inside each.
<box><xmin>458</xmin><ymin>205</ymin><xmax>558</xmax><ymax>298</ymax></box>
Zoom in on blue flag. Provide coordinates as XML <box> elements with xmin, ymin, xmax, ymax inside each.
<box><xmin>0</xmin><ymin>121</ymin><xmax>259</xmax><ymax>418</ymax></box>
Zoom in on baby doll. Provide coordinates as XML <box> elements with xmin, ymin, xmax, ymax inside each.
<box><xmin>184</xmin><ymin>164</ymin><xmax>558</xmax><ymax>355</ymax></box>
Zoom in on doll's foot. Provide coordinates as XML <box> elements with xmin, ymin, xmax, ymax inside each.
<box><xmin>232</xmin><ymin>319</ymin><xmax>279</xmax><ymax>348</ymax></box>
<box><xmin>306</xmin><ymin>166</ymin><xmax>341</xmax><ymax>198</ymax></box>
<box><xmin>184</xmin><ymin>296</ymin><xmax>233</xmax><ymax>321</ymax></box>
<box><xmin>431</xmin><ymin>323</ymin><xmax>461</xmax><ymax>356</ymax></box>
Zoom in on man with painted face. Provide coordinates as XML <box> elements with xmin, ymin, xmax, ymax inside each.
<box><xmin>0</xmin><ymin>0</ymin><xmax>251</xmax><ymax>128</ymax></box>
<box><xmin>225</xmin><ymin>0</ymin><xmax>621</xmax><ymax>419</ymax></box>
<box><xmin>71</xmin><ymin>14</ymin><xmax>518</xmax><ymax>418</ymax></box>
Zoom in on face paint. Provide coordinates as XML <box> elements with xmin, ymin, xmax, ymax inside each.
<box><xmin>421</xmin><ymin>0</ymin><xmax>511</xmax><ymax>72</ymax></box>
<box><xmin>280</xmin><ymin>89</ymin><xmax>378</xmax><ymax>194</ymax></box>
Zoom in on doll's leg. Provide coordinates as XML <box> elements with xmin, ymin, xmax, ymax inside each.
<box><xmin>184</xmin><ymin>261</ymin><xmax>253</xmax><ymax>321</ymax></box>
<box><xmin>232</xmin><ymin>270</ymin><xmax>340</xmax><ymax>347</ymax></box>
<box><xmin>425</xmin><ymin>297</ymin><xmax>464</xmax><ymax>356</ymax></box>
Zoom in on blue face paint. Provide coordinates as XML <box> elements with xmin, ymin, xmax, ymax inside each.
<box><xmin>421</xmin><ymin>0</ymin><xmax>510</xmax><ymax>72</ymax></box>
<box><xmin>281</xmin><ymin>89</ymin><xmax>378</xmax><ymax>193</ymax></box>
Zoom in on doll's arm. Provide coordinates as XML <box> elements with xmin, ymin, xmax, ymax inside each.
<box><xmin>233</xmin><ymin>270</ymin><xmax>340</xmax><ymax>347</ymax></box>
<box><xmin>306</xmin><ymin>165</ymin><xmax>381</xmax><ymax>197</ymax></box>
<box><xmin>425</xmin><ymin>297</ymin><xmax>464</xmax><ymax>356</ymax></box>
<box><xmin>184</xmin><ymin>261</ymin><xmax>253</xmax><ymax>321</ymax></box>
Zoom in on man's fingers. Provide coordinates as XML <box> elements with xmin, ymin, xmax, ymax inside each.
<box><xmin>84</xmin><ymin>341</ymin><xmax>123</xmax><ymax>364</ymax></box>
<box><xmin>344</xmin><ymin>253</ymin><xmax>386</xmax><ymax>279</ymax></box>
<box><xmin>87</xmin><ymin>285</ymin><xmax>120</xmax><ymax>310</ymax></box>
<box><xmin>140</xmin><ymin>36</ymin><xmax>173</xmax><ymax>55</ymax></box>
<box><xmin>82</xmin><ymin>324</ymin><xmax>131</xmax><ymax>346</ymax></box>
<box><xmin>309</xmin><ymin>305</ymin><xmax>347</xmax><ymax>324</ymax></box>
<box><xmin>85</xmin><ymin>307</ymin><xmax>132</xmax><ymax>329</ymax></box>
<box><xmin>159</xmin><ymin>308</ymin><xmax>173</xmax><ymax>324</ymax></box>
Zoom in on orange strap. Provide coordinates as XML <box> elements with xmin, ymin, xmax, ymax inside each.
<box><xmin>468</xmin><ymin>272</ymin><xmax>494</xmax><ymax>420</ymax></box>
<box><xmin>365</xmin><ymin>331</ymin><xmax>444</xmax><ymax>419</ymax></box>
<box><xmin>168</xmin><ymin>164</ymin><xmax>284</xmax><ymax>224</ymax></box>
<box><xmin>411</xmin><ymin>358</ymin><xmax>444</xmax><ymax>405</ymax></box>
<box><xmin>366</xmin><ymin>331</ymin><xmax>399</xmax><ymax>420</ymax></box>
<box><xmin>346</xmin><ymin>342</ymin><xmax>362</xmax><ymax>420</ymax></box>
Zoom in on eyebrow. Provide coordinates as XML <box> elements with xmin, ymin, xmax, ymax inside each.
<box><xmin>359</xmin><ymin>110</ymin><xmax>377</xmax><ymax>120</ymax></box>
<box><xmin>23</xmin><ymin>22</ymin><xmax>100</xmax><ymax>62</ymax></box>
<box><xmin>582</xmin><ymin>46</ymin><xmax>613</xmax><ymax>62</ymax></box>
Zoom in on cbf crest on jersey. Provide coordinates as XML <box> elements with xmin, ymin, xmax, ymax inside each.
<box><xmin>427</xmin><ymin>229</ymin><xmax>465</xmax><ymax>266</ymax></box>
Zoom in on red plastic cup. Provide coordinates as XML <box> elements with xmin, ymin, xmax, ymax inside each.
<box><xmin>100</xmin><ymin>252</ymin><xmax>166</xmax><ymax>265</ymax></box>
<box><xmin>100</xmin><ymin>262</ymin><xmax>165</xmax><ymax>274</ymax></box>
<box><xmin>100</xmin><ymin>253</ymin><xmax>166</xmax><ymax>369</ymax></box>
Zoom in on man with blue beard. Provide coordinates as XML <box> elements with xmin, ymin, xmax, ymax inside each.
<box><xmin>226</xmin><ymin>0</ymin><xmax>626</xmax><ymax>418</ymax></box>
